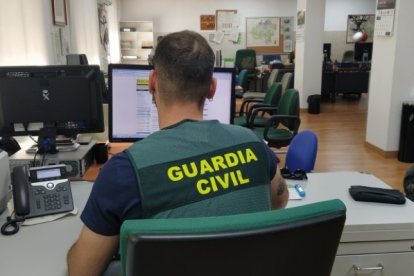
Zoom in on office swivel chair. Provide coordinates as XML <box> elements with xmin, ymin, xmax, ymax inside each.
<box><xmin>285</xmin><ymin>130</ymin><xmax>318</xmax><ymax>173</ymax></box>
<box><xmin>120</xmin><ymin>199</ymin><xmax>346</xmax><ymax>276</ymax></box>
<box><xmin>251</xmin><ymin>88</ymin><xmax>301</xmax><ymax>149</ymax></box>
<box><xmin>235</xmin><ymin>69</ymin><xmax>249</xmax><ymax>99</ymax></box>
<box><xmin>235</xmin><ymin>49</ymin><xmax>257</xmax><ymax>90</ymax></box>
<box><xmin>66</xmin><ymin>54</ymin><xmax>89</xmax><ymax>65</ymax></box>
<box><xmin>341</xmin><ymin>51</ymin><xmax>354</xmax><ymax>63</ymax></box>
<box><xmin>243</xmin><ymin>71</ymin><xmax>292</xmax><ymax>100</ymax></box>
<box><xmin>234</xmin><ymin>82</ymin><xmax>282</xmax><ymax>127</ymax></box>
<box><xmin>242</xmin><ymin>69</ymin><xmax>279</xmax><ymax>99</ymax></box>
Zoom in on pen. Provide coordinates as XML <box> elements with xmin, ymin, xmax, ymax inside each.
<box><xmin>295</xmin><ymin>184</ymin><xmax>306</xmax><ymax>197</ymax></box>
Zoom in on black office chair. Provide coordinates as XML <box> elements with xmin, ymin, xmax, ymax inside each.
<box><xmin>66</xmin><ymin>54</ymin><xmax>89</xmax><ymax>65</ymax></box>
<box><xmin>120</xmin><ymin>199</ymin><xmax>346</xmax><ymax>276</ymax></box>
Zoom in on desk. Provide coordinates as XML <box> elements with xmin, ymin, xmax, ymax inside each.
<box><xmin>288</xmin><ymin>172</ymin><xmax>414</xmax><ymax>275</ymax></box>
<box><xmin>0</xmin><ymin>181</ymin><xmax>93</xmax><ymax>276</ymax></box>
<box><xmin>1</xmin><ymin>172</ymin><xmax>414</xmax><ymax>275</ymax></box>
<box><xmin>322</xmin><ymin>68</ymin><xmax>370</xmax><ymax>102</ymax></box>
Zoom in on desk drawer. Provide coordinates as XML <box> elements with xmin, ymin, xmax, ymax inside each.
<box><xmin>332</xmin><ymin>252</ymin><xmax>414</xmax><ymax>276</ymax></box>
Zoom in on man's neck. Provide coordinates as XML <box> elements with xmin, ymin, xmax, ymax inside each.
<box><xmin>157</xmin><ymin>102</ymin><xmax>203</xmax><ymax>129</ymax></box>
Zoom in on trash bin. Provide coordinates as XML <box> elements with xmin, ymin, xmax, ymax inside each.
<box><xmin>398</xmin><ymin>102</ymin><xmax>414</xmax><ymax>162</ymax></box>
<box><xmin>307</xmin><ymin>94</ymin><xmax>321</xmax><ymax>114</ymax></box>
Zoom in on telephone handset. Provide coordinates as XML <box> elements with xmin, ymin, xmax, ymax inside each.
<box><xmin>1</xmin><ymin>164</ymin><xmax>74</xmax><ymax>235</ymax></box>
<box><xmin>12</xmin><ymin>166</ymin><xmax>31</xmax><ymax>217</ymax></box>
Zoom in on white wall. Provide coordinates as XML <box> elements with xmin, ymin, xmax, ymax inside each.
<box><xmin>366</xmin><ymin>0</ymin><xmax>414</xmax><ymax>151</ymax></box>
<box><xmin>120</xmin><ymin>0</ymin><xmax>297</xmax><ymax>60</ymax></box>
<box><xmin>119</xmin><ymin>0</ymin><xmax>376</xmax><ymax>61</ymax></box>
<box><xmin>325</xmin><ymin>0</ymin><xmax>376</xmax><ymax>31</ymax></box>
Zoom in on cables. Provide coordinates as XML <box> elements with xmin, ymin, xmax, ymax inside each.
<box><xmin>1</xmin><ymin>214</ymin><xmax>25</xmax><ymax>235</ymax></box>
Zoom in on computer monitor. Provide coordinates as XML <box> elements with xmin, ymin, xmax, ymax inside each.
<box><xmin>323</xmin><ymin>43</ymin><xmax>331</xmax><ymax>61</ymax></box>
<box><xmin>108</xmin><ymin>64</ymin><xmax>235</xmax><ymax>142</ymax></box>
<box><xmin>0</xmin><ymin>65</ymin><xmax>104</xmax><ymax>153</ymax></box>
<box><xmin>354</xmin><ymin>42</ymin><xmax>373</xmax><ymax>62</ymax></box>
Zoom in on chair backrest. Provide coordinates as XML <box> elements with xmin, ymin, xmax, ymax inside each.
<box><xmin>238</xmin><ymin>69</ymin><xmax>249</xmax><ymax>90</ymax></box>
<box><xmin>263</xmin><ymin>82</ymin><xmax>282</xmax><ymax>106</ymax></box>
<box><xmin>266</xmin><ymin>69</ymin><xmax>279</xmax><ymax>89</ymax></box>
<box><xmin>277</xmin><ymin>88</ymin><xmax>299</xmax><ymax>129</ymax></box>
<box><xmin>120</xmin><ymin>199</ymin><xmax>346</xmax><ymax>276</ymax></box>
<box><xmin>280</xmin><ymin>72</ymin><xmax>293</xmax><ymax>94</ymax></box>
<box><xmin>66</xmin><ymin>54</ymin><xmax>89</xmax><ymax>65</ymax></box>
<box><xmin>285</xmin><ymin>130</ymin><xmax>318</xmax><ymax>172</ymax></box>
<box><xmin>235</xmin><ymin>49</ymin><xmax>257</xmax><ymax>73</ymax></box>
<box><xmin>342</xmin><ymin>50</ymin><xmax>354</xmax><ymax>62</ymax></box>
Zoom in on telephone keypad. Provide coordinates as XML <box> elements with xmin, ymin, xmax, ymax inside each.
<box><xmin>29</xmin><ymin>180</ymin><xmax>74</xmax><ymax>218</ymax></box>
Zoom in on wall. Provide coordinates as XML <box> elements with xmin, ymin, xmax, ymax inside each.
<box><xmin>324</xmin><ymin>0</ymin><xmax>376</xmax><ymax>61</ymax></box>
<box><xmin>0</xmin><ymin>0</ymin><xmax>64</xmax><ymax>65</ymax></box>
<box><xmin>119</xmin><ymin>0</ymin><xmax>376</xmax><ymax>62</ymax></box>
<box><xmin>120</xmin><ymin>0</ymin><xmax>297</xmax><ymax>61</ymax></box>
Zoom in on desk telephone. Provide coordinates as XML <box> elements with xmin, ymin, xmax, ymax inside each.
<box><xmin>1</xmin><ymin>164</ymin><xmax>74</xmax><ymax>235</ymax></box>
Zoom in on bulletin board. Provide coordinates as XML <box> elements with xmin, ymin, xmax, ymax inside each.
<box><xmin>246</xmin><ymin>16</ymin><xmax>294</xmax><ymax>54</ymax></box>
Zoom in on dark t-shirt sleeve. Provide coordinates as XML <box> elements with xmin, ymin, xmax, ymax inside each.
<box><xmin>80</xmin><ymin>152</ymin><xmax>143</xmax><ymax>236</ymax></box>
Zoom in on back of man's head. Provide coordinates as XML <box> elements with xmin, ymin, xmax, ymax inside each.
<box><xmin>153</xmin><ymin>30</ymin><xmax>215</xmax><ymax>107</ymax></box>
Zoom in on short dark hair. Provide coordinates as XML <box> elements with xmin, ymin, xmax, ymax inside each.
<box><xmin>153</xmin><ymin>30</ymin><xmax>215</xmax><ymax>107</ymax></box>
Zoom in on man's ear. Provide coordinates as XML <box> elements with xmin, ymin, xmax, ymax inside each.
<box><xmin>207</xmin><ymin>77</ymin><xmax>217</xmax><ymax>100</ymax></box>
<box><xmin>149</xmin><ymin>69</ymin><xmax>157</xmax><ymax>93</ymax></box>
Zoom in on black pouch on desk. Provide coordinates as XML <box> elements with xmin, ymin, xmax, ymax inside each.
<box><xmin>349</xmin><ymin>185</ymin><xmax>406</xmax><ymax>205</ymax></box>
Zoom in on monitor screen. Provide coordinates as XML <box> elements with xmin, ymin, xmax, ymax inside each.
<box><xmin>354</xmin><ymin>42</ymin><xmax>373</xmax><ymax>62</ymax></box>
<box><xmin>323</xmin><ymin>43</ymin><xmax>331</xmax><ymax>61</ymax></box>
<box><xmin>109</xmin><ymin>64</ymin><xmax>235</xmax><ymax>142</ymax></box>
<box><xmin>0</xmin><ymin>65</ymin><xmax>104</xmax><ymax>139</ymax></box>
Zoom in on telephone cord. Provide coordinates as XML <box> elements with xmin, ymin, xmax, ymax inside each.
<box><xmin>1</xmin><ymin>215</ymin><xmax>25</xmax><ymax>235</ymax></box>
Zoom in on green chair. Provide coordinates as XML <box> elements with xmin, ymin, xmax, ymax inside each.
<box><xmin>235</xmin><ymin>49</ymin><xmax>257</xmax><ymax>90</ymax></box>
<box><xmin>234</xmin><ymin>82</ymin><xmax>282</xmax><ymax>127</ymax></box>
<box><xmin>242</xmin><ymin>68</ymin><xmax>279</xmax><ymax>99</ymax></box>
<box><xmin>252</xmin><ymin>88</ymin><xmax>300</xmax><ymax>148</ymax></box>
<box><xmin>120</xmin><ymin>199</ymin><xmax>346</xmax><ymax>276</ymax></box>
<box><xmin>243</xmin><ymin>71</ymin><xmax>292</xmax><ymax>100</ymax></box>
<box><xmin>235</xmin><ymin>69</ymin><xmax>249</xmax><ymax>99</ymax></box>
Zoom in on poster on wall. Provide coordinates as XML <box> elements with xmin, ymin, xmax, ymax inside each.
<box><xmin>200</xmin><ymin>15</ymin><xmax>216</xmax><ymax>31</ymax></box>
<box><xmin>296</xmin><ymin>10</ymin><xmax>305</xmax><ymax>42</ymax></box>
<box><xmin>375</xmin><ymin>0</ymin><xmax>396</xmax><ymax>36</ymax></box>
<box><xmin>246</xmin><ymin>17</ymin><xmax>280</xmax><ymax>47</ymax></box>
<box><xmin>281</xmin><ymin>17</ymin><xmax>294</xmax><ymax>52</ymax></box>
<box><xmin>216</xmin><ymin>10</ymin><xmax>238</xmax><ymax>34</ymax></box>
<box><xmin>346</xmin><ymin>14</ymin><xmax>375</xmax><ymax>43</ymax></box>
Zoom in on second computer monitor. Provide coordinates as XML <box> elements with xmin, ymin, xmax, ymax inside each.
<box><xmin>108</xmin><ymin>64</ymin><xmax>235</xmax><ymax>142</ymax></box>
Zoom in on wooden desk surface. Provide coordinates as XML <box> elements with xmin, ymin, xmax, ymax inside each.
<box><xmin>82</xmin><ymin>142</ymin><xmax>132</xmax><ymax>182</ymax></box>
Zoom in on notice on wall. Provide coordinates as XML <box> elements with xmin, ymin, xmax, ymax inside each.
<box><xmin>375</xmin><ymin>0</ymin><xmax>396</xmax><ymax>36</ymax></box>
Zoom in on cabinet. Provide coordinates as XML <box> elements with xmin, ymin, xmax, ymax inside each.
<box><xmin>119</xmin><ymin>21</ymin><xmax>153</xmax><ymax>64</ymax></box>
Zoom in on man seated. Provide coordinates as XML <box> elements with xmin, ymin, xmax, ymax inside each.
<box><xmin>67</xmin><ymin>30</ymin><xmax>288</xmax><ymax>276</ymax></box>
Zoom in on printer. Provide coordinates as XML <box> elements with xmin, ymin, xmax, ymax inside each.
<box><xmin>0</xmin><ymin>150</ymin><xmax>11</xmax><ymax>213</ymax></box>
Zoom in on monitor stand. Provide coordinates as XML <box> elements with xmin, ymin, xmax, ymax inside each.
<box><xmin>25</xmin><ymin>128</ymin><xmax>80</xmax><ymax>154</ymax></box>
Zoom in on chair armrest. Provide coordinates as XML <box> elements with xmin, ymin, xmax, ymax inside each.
<box><xmin>263</xmin><ymin>115</ymin><xmax>301</xmax><ymax>140</ymax></box>
<box><xmin>239</xmin><ymin>98</ymin><xmax>264</xmax><ymax>115</ymax></box>
<box><xmin>247</xmin><ymin>106</ymin><xmax>278</xmax><ymax>127</ymax></box>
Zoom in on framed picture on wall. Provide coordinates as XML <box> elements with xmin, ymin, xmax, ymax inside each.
<box><xmin>52</xmin><ymin>0</ymin><xmax>67</xmax><ymax>26</ymax></box>
<box><xmin>246</xmin><ymin>17</ymin><xmax>280</xmax><ymax>47</ymax></box>
<box><xmin>346</xmin><ymin>14</ymin><xmax>375</xmax><ymax>43</ymax></box>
